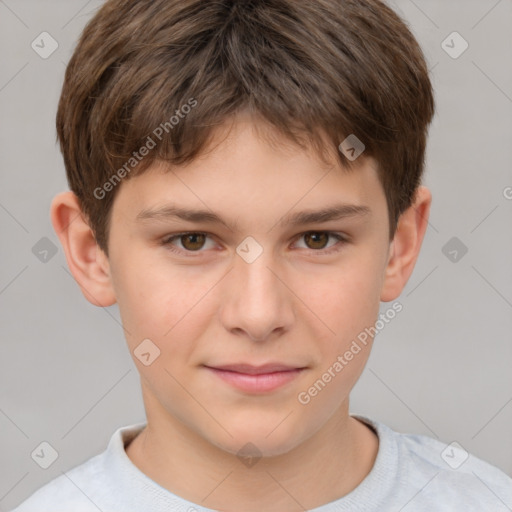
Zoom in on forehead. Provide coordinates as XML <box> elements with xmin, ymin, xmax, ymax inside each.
<box><xmin>111</xmin><ymin>117</ymin><xmax>384</xmax><ymax>228</ymax></box>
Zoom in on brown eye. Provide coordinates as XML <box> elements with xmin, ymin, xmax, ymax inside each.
<box><xmin>162</xmin><ymin>232</ymin><xmax>215</xmax><ymax>254</ymax></box>
<box><xmin>179</xmin><ymin>233</ymin><xmax>206</xmax><ymax>251</ymax></box>
<box><xmin>303</xmin><ymin>232</ymin><xmax>329</xmax><ymax>250</ymax></box>
<box><xmin>294</xmin><ymin>231</ymin><xmax>348</xmax><ymax>255</ymax></box>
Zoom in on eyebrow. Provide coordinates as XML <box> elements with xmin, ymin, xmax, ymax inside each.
<box><xmin>135</xmin><ymin>202</ymin><xmax>371</xmax><ymax>231</ymax></box>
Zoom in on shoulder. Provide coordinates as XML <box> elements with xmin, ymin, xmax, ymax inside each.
<box><xmin>399</xmin><ymin>429</ymin><xmax>512</xmax><ymax>503</ymax></box>
<box><xmin>9</xmin><ymin>423</ymin><xmax>146</xmax><ymax>512</ymax></box>
<box><xmin>357</xmin><ymin>415</ymin><xmax>512</xmax><ymax>510</ymax></box>
<box><xmin>9</xmin><ymin>452</ymin><xmax>105</xmax><ymax>512</ymax></box>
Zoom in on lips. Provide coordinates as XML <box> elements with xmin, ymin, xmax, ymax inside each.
<box><xmin>203</xmin><ymin>363</ymin><xmax>307</xmax><ymax>393</ymax></box>
<box><xmin>205</xmin><ymin>363</ymin><xmax>304</xmax><ymax>375</ymax></box>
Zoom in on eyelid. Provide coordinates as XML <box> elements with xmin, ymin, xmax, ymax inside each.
<box><xmin>162</xmin><ymin>231</ymin><xmax>218</xmax><ymax>255</ymax></box>
<box><xmin>292</xmin><ymin>231</ymin><xmax>349</xmax><ymax>255</ymax></box>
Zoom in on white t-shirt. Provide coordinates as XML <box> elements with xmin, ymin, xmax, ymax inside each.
<box><xmin>10</xmin><ymin>415</ymin><xmax>512</xmax><ymax>511</ymax></box>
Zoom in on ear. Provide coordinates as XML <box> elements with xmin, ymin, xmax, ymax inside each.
<box><xmin>50</xmin><ymin>191</ymin><xmax>117</xmax><ymax>307</ymax></box>
<box><xmin>380</xmin><ymin>186</ymin><xmax>432</xmax><ymax>302</ymax></box>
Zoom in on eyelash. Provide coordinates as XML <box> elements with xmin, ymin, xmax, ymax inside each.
<box><xmin>161</xmin><ymin>231</ymin><xmax>349</xmax><ymax>257</ymax></box>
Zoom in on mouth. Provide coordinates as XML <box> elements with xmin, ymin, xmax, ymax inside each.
<box><xmin>203</xmin><ymin>363</ymin><xmax>307</xmax><ymax>393</ymax></box>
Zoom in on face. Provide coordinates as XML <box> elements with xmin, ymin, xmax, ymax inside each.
<box><xmin>106</xmin><ymin>115</ymin><xmax>392</xmax><ymax>457</ymax></box>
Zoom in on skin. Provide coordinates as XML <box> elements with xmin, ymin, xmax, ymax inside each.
<box><xmin>51</xmin><ymin>113</ymin><xmax>431</xmax><ymax>511</ymax></box>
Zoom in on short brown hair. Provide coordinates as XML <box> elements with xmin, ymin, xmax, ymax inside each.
<box><xmin>56</xmin><ymin>0</ymin><xmax>435</xmax><ymax>256</ymax></box>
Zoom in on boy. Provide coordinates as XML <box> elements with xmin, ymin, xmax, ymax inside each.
<box><xmin>11</xmin><ymin>0</ymin><xmax>512</xmax><ymax>510</ymax></box>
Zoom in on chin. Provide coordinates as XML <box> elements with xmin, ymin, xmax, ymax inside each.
<box><xmin>208</xmin><ymin>418</ymin><xmax>307</xmax><ymax>459</ymax></box>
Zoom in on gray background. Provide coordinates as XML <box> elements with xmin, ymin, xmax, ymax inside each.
<box><xmin>1</xmin><ymin>0</ymin><xmax>511</xmax><ymax>509</ymax></box>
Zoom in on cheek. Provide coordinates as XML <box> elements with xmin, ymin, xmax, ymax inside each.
<box><xmin>295</xmin><ymin>270</ymin><xmax>379</xmax><ymax>420</ymax></box>
<box><xmin>113</xmin><ymin>253</ymin><xmax>216</xmax><ymax>345</ymax></box>
<box><xmin>115</xmin><ymin>262</ymin><xmax>212</xmax><ymax>404</ymax></box>
<box><xmin>295</xmin><ymin>253</ymin><xmax>384</xmax><ymax>346</ymax></box>
<box><xmin>305</xmin><ymin>253</ymin><xmax>385</xmax><ymax>409</ymax></box>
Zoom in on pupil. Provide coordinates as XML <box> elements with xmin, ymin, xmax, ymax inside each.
<box><xmin>183</xmin><ymin>234</ymin><xmax>205</xmax><ymax>250</ymax></box>
<box><xmin>306</xmin><ymin>232</ymin><xmax>327</xmax><ymax>249</ymax></box>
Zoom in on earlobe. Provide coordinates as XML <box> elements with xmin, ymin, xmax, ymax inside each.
<box><xmin>380</xmin><ymin>186</ymin><xmax>432</xmax><ymax>302</ymax></box>
<box><xmin>50</xmin><ymin>191</ymin><xmax>117</xmax><ymax>307</ymax></box>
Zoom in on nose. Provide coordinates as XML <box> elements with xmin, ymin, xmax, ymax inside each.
<box><xmin>219</xmin><ymin>245</ymin><xmax>295</xmax><ymax>342</ymax></box>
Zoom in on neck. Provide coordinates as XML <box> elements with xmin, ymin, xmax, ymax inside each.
<box><xmin>126</xmin><ymin>395</ymin><xmax>378</xmax><ymax>511</ymax></box>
